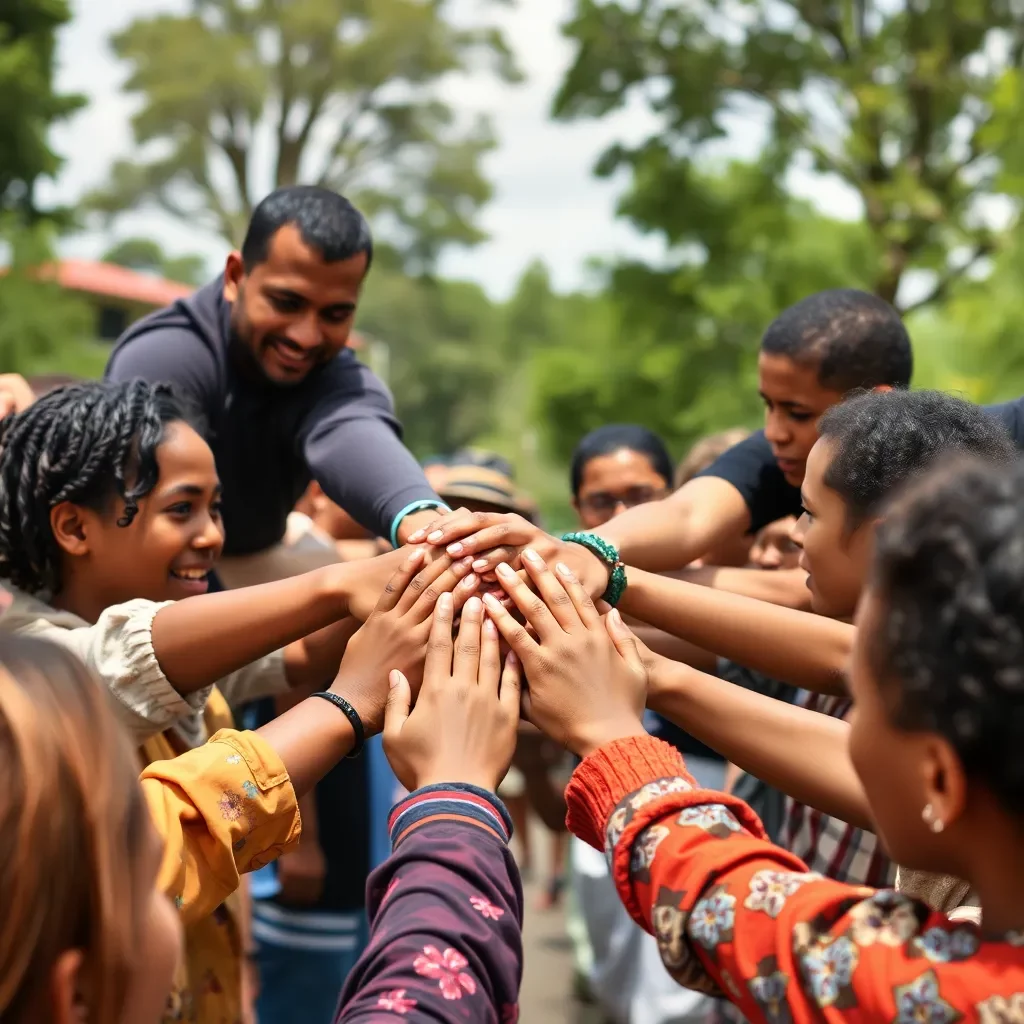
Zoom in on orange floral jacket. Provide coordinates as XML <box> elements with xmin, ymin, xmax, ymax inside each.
<box><xmin>565</xmin><ymin>735</ymin><xmax>1024</xmax><ymax>1023</ymax></box>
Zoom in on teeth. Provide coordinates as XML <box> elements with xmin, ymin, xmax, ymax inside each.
<box><xmin>171</xmin><ymin>569</ymin><xmax>208</xmax><ymax>580</ymax></box>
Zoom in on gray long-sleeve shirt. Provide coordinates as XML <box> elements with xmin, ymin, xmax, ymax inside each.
<box><xmin>106</xmin><ymin>275</ymin><xmax>441</xmax><ymax>556</ymax></box>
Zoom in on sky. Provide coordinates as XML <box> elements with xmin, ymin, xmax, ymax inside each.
<box><xmin>42</xmin><ymin>0</ymin><xmax>860</xmax><ymax>300</ymax></box>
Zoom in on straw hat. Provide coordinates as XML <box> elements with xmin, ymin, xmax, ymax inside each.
<box><xmin>436</xmin><ymin>462</ymin><xmax>537</xmax><ymax>520</ymax></box>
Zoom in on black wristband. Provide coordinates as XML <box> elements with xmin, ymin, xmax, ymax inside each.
<box><xmin>312</xmin><ymin>691</ymin><xmax>365</xmax><ymax>758</ymax></box>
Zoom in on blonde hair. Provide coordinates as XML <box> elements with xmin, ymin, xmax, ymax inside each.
<box><xmin>674</xmin><ymin>428</ymin><xmax>752</xmax><ymax>489</ymax></box>
<box><xmin>0</xmin><ymin>635</ymin><xmax>145</xmax><ymax>1022</ymax></box>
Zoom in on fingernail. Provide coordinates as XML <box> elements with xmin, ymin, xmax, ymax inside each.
<box><xmin>407</xmin><ymin>547</ymin><xmax>424</xmax><ymax>565</ymax></box>
<box><xmin>484</xmin><ymin>618</ymin><xmax>497</xmax><ymax>637</ymax></box>
<box><xmin>447</xmin><ymin>542</ymin><xmax>463</xmax><ymax>555</ymax></box>
<box><xmin>556</xmin><ymin>561</ymin><xmax>574</xmax><ymax>578</ymax></box>
<box><xmin>483</xmin><ymin>592</ymin><xmax>502</xmax><ymax>610</ymax></box>
<box><xmin>465</xmin><ymin>596</ymin><xmax>482</xmax><ymax>615</ymax></box>
<box><xmin>438</xmin><ymin>592</ymin><xmax>454</xmax><ymax>612</ymax></box>
<box><xmin>506</xmin><ymin>650</ymin><xmax>517</xmax><ymax>667</ymax></box>
<box><xmin>472</xmin><ymin>558</ymin><xmax>489</xmax><ymax>571</ymax></box>
<box><xmin>610</xmin><ymin>608</ymin><xmax>622</xmax><ymax>626</ymax></box>
<box><xmin>408</xmin><ymin>529</ymin><xmax>425</xmax><ymax>542</ymax></box>
<box><xmin>460</xmin><ymin>573</ymin><xmax>479</xmax><ymax>590</ymax></box>
<box><xmin>427</xmin><ymin>530</ymin><xmax>444</xmax><ymax>543</ymax></box>
<box><xmin>389</xmin><ymin>670</ymin><xmax>401</xmax><ymax>689</ymax></box>
<box><xmin>496</xmin><ymin>562</ymin><xmax>516</xmax><ymax>580</ymax></box>
<box><xmin>524</xmin><ymin>548</ymin><xmax>541</xmax><ymax>563</ymax></box>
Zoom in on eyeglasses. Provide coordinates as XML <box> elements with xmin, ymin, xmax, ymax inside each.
<box><xmin>578</xmin><ymin>487</ymin><xmax>667</xmax><ymax>515</ymax></box>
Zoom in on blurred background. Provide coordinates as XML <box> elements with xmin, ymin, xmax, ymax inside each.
<box><xmin>5</xmin><ymin>0</ymin><xmax>1024</xmax><ymax>532</ymax></box>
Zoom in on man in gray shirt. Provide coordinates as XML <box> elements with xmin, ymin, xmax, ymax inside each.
<box><xmin>106</xmin><ymin>186</ymin><xmax>446</xmax><ymax>585</ymax></box>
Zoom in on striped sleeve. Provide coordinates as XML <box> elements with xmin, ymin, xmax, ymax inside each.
<box><xmin>388</xmin><ymin>782</ymin><xmax>514</xmax><ymax>849</ymax></box>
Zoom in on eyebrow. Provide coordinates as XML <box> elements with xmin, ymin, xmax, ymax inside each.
<box><xmin>160</xmin><ymin>483</ymin><xmax>222</xmax><ymax>500</ymax></box>
<box><xmin>266</xmin><ymin>287</ymin><xmax>355</xmax><ymax>313</ymax></box>
<box><xmin>758</xmin><ymin>392</ymin><xmax>813</xmax><ymax>411</ymax></box>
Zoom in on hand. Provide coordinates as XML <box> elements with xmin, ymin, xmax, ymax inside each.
<box><xmin>407</xmin><ymin>509</ymin><xmax>612</xmax><ymax>599</ymax></box>
<box><xmin>275</xmin><ymin>837</ymin><xmax>328</xmax><ymax>906</ymax></box>
<box><xmin>383</xmin><ymin>592</ymin><xmax>521</xmax><ymax>792</ymax></box>
<box><xmin>482</xmin><ymin>550</ymin><xmax>648</xmax><ymax>758</ymax></box>
<box><xmin>0</xmin><ymin>374</ymin><xmax>35</xmax><ymax>419</ymax></box>
<box><xmin>342</xmin><ymin>545</ymin><xmax>453</xmax><ymax>622</ymax></box>
<box><xmin>331</xmin><ymin>548</ymin><xmax>479</xmax><ymax>733</ymax></box>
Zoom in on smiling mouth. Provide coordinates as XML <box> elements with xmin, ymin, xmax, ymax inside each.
<box><xmin>170</xmin><ymin>568</ymin><xmax>210</xmax><ymax>581</ymax></box>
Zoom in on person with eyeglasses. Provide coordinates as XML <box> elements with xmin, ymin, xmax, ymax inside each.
<box><xmin>566</xmin><ymin>424</ymin><xmax>728</xmax><ymax>1024</ymax></box>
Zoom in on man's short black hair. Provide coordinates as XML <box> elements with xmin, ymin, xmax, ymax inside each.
<box><xmin>761</xmin><ymin>289</ymin><xmax>913</xmax><ymax>392</ymax></box>
<box><xmin>241</xmin><ymin>186</ymin><xmax>373</xmax><ymax>272</ymax></box>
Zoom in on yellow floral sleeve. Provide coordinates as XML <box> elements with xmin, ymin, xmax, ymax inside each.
<box><xmin>141</xmin><ymin>729</ymin><xmax>302</xmax><ymax>925</ymax></box>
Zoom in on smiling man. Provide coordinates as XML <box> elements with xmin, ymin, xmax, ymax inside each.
<box><xmin>106</xmin><ymin>187</ymin><xmax>446</xmax><ymax>583</ymax></box>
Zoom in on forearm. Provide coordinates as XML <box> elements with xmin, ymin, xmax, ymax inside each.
<box><xmin>150</xmin><ymin>565</ymin><xmax>354</xmax><ymax>694</ymax></box>
<box><xmin>337</xmin><ymin>786</ymin><xmax>522</xmax><ymax>1022</ymax></box>
<box><xmin>648</xmin><ymin>657</ymin><xmax>872</xmax><ymax>830</ymax></box>
<box><xmin>595</xmin><ymin>477</ymin><xmax>750</xmax><ymax>572</ymax></box>
<box><xmin>627</xmin><ymin>622</ymin><xmax>719</xmax><ymax>674</ymax></box>
<box><xmin>621</xmin><ymin>569</ymin><xmax>851</xmax><ymax>694</ymax></box>
<box><xmin>255</xmin><ymin>692</ymin><xmax>356</xmax><ymax>798</ymax></box>
<box><xmin>283</xmin><ymin>616</ymin><xmax>360</xmax><ymax>689</ymax></box>
<box><xmin>669</xmin><ymin>565</ymin><xmax>812</xmax><ymax>610</ymax></box>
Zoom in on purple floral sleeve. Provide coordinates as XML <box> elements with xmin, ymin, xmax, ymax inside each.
<box><xmin>335</xmin><ymin>783</ymin><xmax>524</xmax><ymax>1023</ymax></box>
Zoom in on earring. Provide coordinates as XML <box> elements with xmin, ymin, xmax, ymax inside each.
<box><xmin>922</xmin><ymin>803</ymin><xmax>945</xmax><ymax>834</ymax></box>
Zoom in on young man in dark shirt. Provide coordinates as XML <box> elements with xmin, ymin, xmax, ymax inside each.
<box><xmin>105</xmin><ymin>185</ymin><xmax>447</xmax><ymax>584</ymax></box>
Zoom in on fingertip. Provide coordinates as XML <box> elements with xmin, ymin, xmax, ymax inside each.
<box><xmin>464</xmin><ymin>595</ymin><xmax>483</xmax><ymax>617</ymax></box>
<box><xmin>406</xmin><ymin>547</ymin><xmax>424</xmax><ymax>566</ymax></box>
<box><xmin>438</xmin><ymin>591</ymin><xmax>454</xmax><ymax>613</ymax></box>
<box><xmin>506</xmin><ymin>650</ymin><xmax>518</xmax><ymax>668</ymax></box>
<box><xmin>484</xmin><ymin>618</ymin><xmax>497</xmax><ymax>637</ymax></box>
<box><xmin>389</xmin><ymin>669</ymin><xmax>402</xmax><ymax>689</ymax></box>
<box><xmin>408</xmin><ymin>528</ymin><xmax>426</xmax><ymax>543</ymax></box>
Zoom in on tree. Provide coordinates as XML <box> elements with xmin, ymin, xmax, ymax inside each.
<box><xmin>101</xmin><ymin>237</ymin><xmax>208</xmax><ymax>286</ymax></box>
<box><xmin>356</xmin><ymin>269</ymin><xmax>507</xmax><ymax>456</ymax></box>
<box><xmin>0</xmin><ymin>218</ymin><xmax>100</xmax><ymax>377</ymax></box>
<box><xmin>554</xmin><ymin>0</ymin><xmax>1024</xmax><ymax>311</ymax></box>
<box><xmin>531</xmin><ymin>161</ymin><xmax>881</xmax><ymax>458</ymax></box>
<box><xmin>88</xmin><ymin>0</ymin><xmax>519</xmax><ymax>270</ymax></box>
<box><xmin>0</xmin><ymin>0</ymin><xmax>85</xmax><ymax>218</ymax></box>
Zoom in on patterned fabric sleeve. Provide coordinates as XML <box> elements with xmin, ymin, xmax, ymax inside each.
<box><xmin>336</xmin><ymin>783</ymin><xmax>524</xmax><ymax>1023</ymax></box>
<box><xmin>142</xmin><ymin>728</ymin><xmax>301</xmax><ymax>926</ymax></box>
<box><xmin>565</xmin><ymin>734</ymin><xmax>1024</xmax><ymax>1021</ymax></box>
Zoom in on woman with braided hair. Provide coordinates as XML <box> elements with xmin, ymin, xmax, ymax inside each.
<box><xmin>0</xmin><ymin>378</ymin><xmax>481</xmax><ymax>1024</ymax></box>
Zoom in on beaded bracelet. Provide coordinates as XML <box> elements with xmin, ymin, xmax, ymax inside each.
<box><xmin>312</xmin><ymin>691</ymin><xmax>365</xmax><ymax>758</ymax></box>
<box><xmin>560</xmin><ymin>531</ymin><xmax>627</xmax><ymax>606</ymax></box>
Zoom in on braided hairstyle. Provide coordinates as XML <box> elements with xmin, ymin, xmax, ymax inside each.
<box><xmin>0</xmin><ymin>379</ymin><xmax>189</xmax><ymax>595</ymax></box>
<box><xmin>872</xmin><ymin>456</ymin><xmax>1024</xmax><ymax>817</ymax></box>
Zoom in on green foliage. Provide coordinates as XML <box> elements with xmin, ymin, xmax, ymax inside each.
<box><xmin>555</xmin><ymin>0</ymin><xmax>1024</xmax><ymax>309</ymax></box>
<box><xmin>0</xmin><ymin>0</ymin><xmax>85</xmax><ymax>218</ymax></box>
<box><xmin>0</xmin><ymin>218</ymin><xmax>101</xmax><ymax>377</ymax></box>
<box><xmin>87</xmin><ymin>0</ymin><xmax>520</xmax><ymax>270</ymax></box>
<box><xmin>357</xmin><ymin>268</ymin><xmax>506</xmax><ymax>456</ymax></box>
<box><xmin>101</xmin><ymin>237</ymin><xmax>208</xmax><ymax>286</ymax></box>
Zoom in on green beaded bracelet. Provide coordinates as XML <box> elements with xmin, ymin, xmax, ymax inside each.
<box><xmin>561</xmin><ymin>531</ymin><xmax>627</xmax><ymax>606</ymax></box>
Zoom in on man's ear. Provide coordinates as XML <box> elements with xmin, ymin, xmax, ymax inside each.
<box><xmin>50</xmin><ymin>502</ymin><xmax>95</xmax><ymax>558</ymax></box>
<box><xmin>223</xmin><ymin>252</ymin><xmax>245</xmax><ymax>304</ymax></box>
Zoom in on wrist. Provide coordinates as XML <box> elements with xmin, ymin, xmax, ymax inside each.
<box><xmin>317</xmin><ymin>562</ymin><xmax>356</xmax><ymax>619</ymax></box>
<box><xmin>569</xmin><ymin>718</ymin><xmax>648</xmax><ymax>760</ymax></box>
<box><xmin>328</xmin><ymin>674</ymin><xmax>382</xmax><ymax>738</ymax></box>
<box><xmin>415</xmin><ymin>769</ymin><xmax>498</xmax><ymax>792</ymax></box>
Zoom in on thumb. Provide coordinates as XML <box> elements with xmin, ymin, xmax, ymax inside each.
<box><xmin>605</xmin><ymin>608</ymin><xmax>646</xmax><ymax>677</ymax></box>
<box><xmin>383</xmin><ymin>669</ymin><xmax>411</xmax><ymax>743</ymax></box>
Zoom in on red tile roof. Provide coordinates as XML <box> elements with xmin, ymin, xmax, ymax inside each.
<box><xmin>48</xmin><ymin>260</ymin><xmax>195</xmax><ymax>307</ymax></box>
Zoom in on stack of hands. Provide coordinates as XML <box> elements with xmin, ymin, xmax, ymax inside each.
<box><xmin>333</xmin><ymin>515</ymin><xmax>652</xmax><ymax>796</ymax></box>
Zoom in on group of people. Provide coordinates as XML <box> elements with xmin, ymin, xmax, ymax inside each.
<box><xmin>1</xmin><ymin>183</ymin><xmax>1024</xmax><ymax>1024</ymax></box>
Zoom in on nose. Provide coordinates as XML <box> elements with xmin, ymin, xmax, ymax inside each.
<box><xmin>764</xmin><ymin>409</ymin><xmax>792</xmax><ymax>447</ymax></box>
<box><xmin>193</xmin><ymin>513</ymin><xmax>225</xmax><ymax>554</ymax></box>
<box><xmin>288</xmin><ymin>311</ymin><xmax>322</xmax><ymax>349</ymax></box>
<box><xmin>790</xmin><ymin>513</ymin><xmax>808</xmax><ymax>550</ymax></box>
